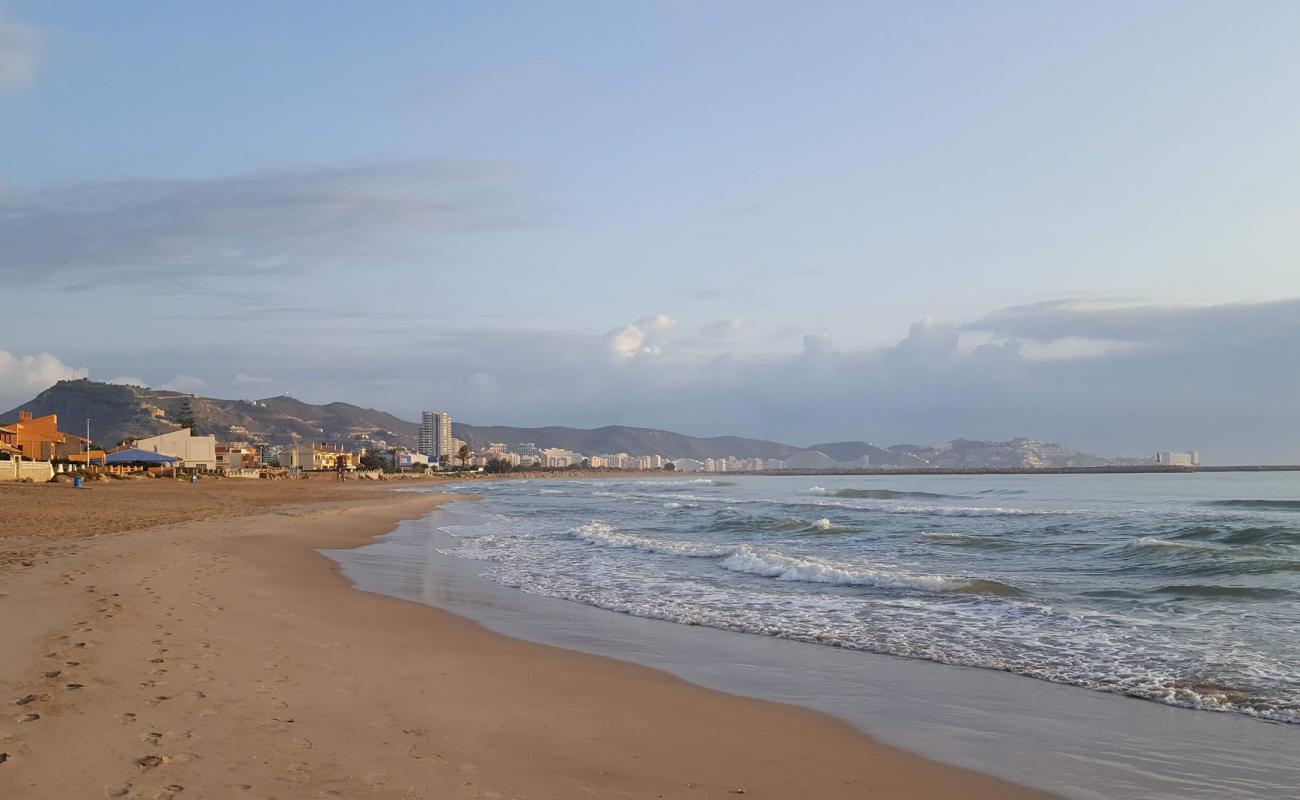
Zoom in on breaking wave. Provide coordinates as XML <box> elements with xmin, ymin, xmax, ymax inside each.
<box><xmin>569</xmin><ymin>522</ymin><xmax>731</xmax><ymax>558</ymax></box>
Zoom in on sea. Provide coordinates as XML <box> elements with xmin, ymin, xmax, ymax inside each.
<box><xmin>324</xmin><ymin>472</ymin><xmax>1300</xmax><ymax>799</ymax></box>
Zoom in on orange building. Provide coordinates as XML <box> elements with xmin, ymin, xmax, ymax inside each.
<box><xmin>0</xmin><ymin>424</ymin><xmax>20</xmax><ymax>457</ymax></box>
<box><xmin>9</xmin><ymin>411</ymin><xmax>68</xmax><ymax>461</ymax></box>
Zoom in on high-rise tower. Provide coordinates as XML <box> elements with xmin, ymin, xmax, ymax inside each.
<box><xmin>418</xmin><ymin>411</ymin><xmax>453</xmax><ymax>460</ymax></box>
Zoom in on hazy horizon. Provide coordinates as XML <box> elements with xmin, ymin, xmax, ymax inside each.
<box><xmin>4</xmin><ymin>2</ymin><xmax>1300</xmax><ymax>463</ymax></box>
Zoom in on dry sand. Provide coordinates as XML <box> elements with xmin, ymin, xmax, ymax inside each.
<box><xmin>0</xmin><ymin>478</ymin><xmax>1058</xmax><ymax>799</ymax></box>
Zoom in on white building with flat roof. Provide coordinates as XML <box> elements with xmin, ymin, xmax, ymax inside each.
<box><xmin>134</xmin><ymin>429</ymin><xmax>217</xmax><ymax>470</ymax></box>
<box><xmin>1159</xmin><ymin>450</ymin><xmax>1200</xmax><ymax>466</ymax></box>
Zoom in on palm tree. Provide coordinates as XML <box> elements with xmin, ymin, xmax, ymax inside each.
<box><xmin>458</xmin><ymin>444</ymin><xmax>470</xmax><ymax>469</ymax></box>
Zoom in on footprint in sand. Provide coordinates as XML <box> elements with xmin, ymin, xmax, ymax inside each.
<box><xmin>142</xmin><ymin>732</ymin><xmax>162</xmax><ymax>745</ymax></box>
<box><xmin>15</xmin><ymin>713</ymin><xmax>40</xmax><ymax>723</ymax></box>
<box><xmin>115</xmin><ymin>712</ymin><xmax>137</xmax><ymax>724</ymax></box>
<box><xmin>16</xmin><ymin>693</ymin><xmax>45</xmax><ymax>706</ymax></box>
<box><xmin>65</xmin><ymin>683</ymin><xmax>84</xmax><ymax>690</ymax></box>
<box><xmin>135</xmin><ymin>754</ymin><xmax>172</xmax><ymax>770</ymax></box>
<box><xmin>44</xmin><ymin>670</ymin><xmax>62</xmax><ymax>678</ymax></box>
<box><xmin>105</xmin><ymin>783</ymin><xmax>132</xmax><ymax>797</ymax></box>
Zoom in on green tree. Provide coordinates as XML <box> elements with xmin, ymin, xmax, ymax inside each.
<box><xmin>359</xmin><ymin>451</ymin><xmax>388</xmax><ymax>471</ymax></box>
<box><xmin>175</xmin><ymin>397</ymin><xmax>197</xmax><ymax>430</ymax></box>
<box><xmin>458</xmin><ymin>443</ymin><xmax>470</xmax><ymax>468</ymax></box>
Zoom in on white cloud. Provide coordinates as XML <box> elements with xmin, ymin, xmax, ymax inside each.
<box><xmin>604</xmin><ymin>314</ymin><xmax>678</xmax><ymax>359</ymax></box>
<box><xmin>0</xmin><ymin>11</ymin><xmax>40</xmax><ymax>89</ymax></box>
<box><xmin>162</xmin><ymin>374</ymin><xmax>205</xmax><ymax>392</ymax></box>
<box><xmin>107</xmin><ymin>376</ymin><xmax>146</xmax><ymax>386</ymax></box>
<box><xmin>0</xmin><ymin>350</ymin><xmax>88</xmax><ymax>408</ymax></box>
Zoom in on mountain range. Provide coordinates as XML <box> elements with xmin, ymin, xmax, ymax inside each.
<box><xmin>1</xmin><ymin>380</ymin><xmax>1109</xmax><ymax>468</ymax></box>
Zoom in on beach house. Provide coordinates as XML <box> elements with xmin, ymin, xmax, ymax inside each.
<box><xmin>280</xmin><ymin>442</ymin><xmax>358</xmax><ymax>471</ymax></box>
<box><xmin>0</xmin><ymin>420</ymin><xmax>57</xmax><ymax>481</ymax></box>
<box><xmin>215</xmin><ymin>444</ymin><xmax>258</xmax><ymax>471</ymax></box>
<box><xmin>8</xmin><ymin>411</ymin><xmax>70</xmax><ymax>460</ymax></box>
<box><xmin>133</xmin><ymin>429</ymin><xmax>218</xmax><ymax>471</ymax></box>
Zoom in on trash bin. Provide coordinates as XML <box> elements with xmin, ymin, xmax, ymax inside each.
<box><xmin>73</xmin><ymin>475</ymin><xmax>83</xmax><ymax>489</ymax></box>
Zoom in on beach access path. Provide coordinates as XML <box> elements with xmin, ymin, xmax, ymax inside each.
<box><xmin>0</xmin><ymin>477</ymin><xmax>1057</xmax><ymax>799</ymax></box>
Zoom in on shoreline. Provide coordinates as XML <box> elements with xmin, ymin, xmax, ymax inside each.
<box><xmin>0</xmin><ymin>480</ymin><xmax>1058</xmax><ymax>799</ymax></box>
<box><xmin>380</xmin><ymin>496</ymin><xmax>1300</xmax><ymax>799</ymax></box>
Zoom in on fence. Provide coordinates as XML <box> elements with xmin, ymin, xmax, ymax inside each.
<box><xmin>0</xmin><ymin>459</ymin><xmax>55</xmax><ymax>482</ymax></box>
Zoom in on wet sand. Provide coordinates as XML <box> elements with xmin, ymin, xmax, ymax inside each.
<box><xmin>0</xmin><ymin>479</ymin><xmax>1057</xmax><ymax>798</ymax></box>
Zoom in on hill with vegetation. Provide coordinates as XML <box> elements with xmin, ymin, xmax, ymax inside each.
<box><xmin>3</xmin><ymin>380</ymin><xmax>1109</xmax><ymax>468</ymax></box>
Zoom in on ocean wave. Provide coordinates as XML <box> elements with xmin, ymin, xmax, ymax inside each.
<box><xmin>1204</xmin><ymin>499</ymin><xmax>1300</xmax><ymax>511</ymax></box>
<box><xmin>806</xmin><ymin>486</ymin><xmax>953</xmax><ymax>500</ymax></box>
<box><xmin>1218</xmin><ymin>526</ymin><xmax>1299</xmax><ymax>546</ymax></box>
<box><xmin>1150</xmin><ymin>584</ymin><xmax>1296</xmax><ymax>601</ymax></box>
<box><xmin>711</xmin><ymin>510</ymin><xmax>824</xmax><ymax>533</ymax></box>
<box><xmin>717</xmin><ymin>546</ymin><xmax>1021</xmax><ymax>595</ymax></box>
<box><xmin>835</xmin><ymin>488</ymin><xmax>954</xmax><ymax>499</ymax></box>
<box><xmin>1131</xmin><ymin>536</ymin><xmax>1216</xmax><ymax>550</ymax></box>
<box><xmin>569</xmin><ymin>522</ymin><xmax>732</xmax><ymax>558</ymax></box>
<box><xmin>810</xmin><ymin>518</ymin><xmax>835</xmax><ymax>531</ymax></box>
<box><xmin>719</xmin><ymin>546</ymin><xmax>962</xmax><ymax>591</ymax></box>
<box><xmin>919</xmin><ymin>531</ymin><xmax>1016</xmax><ymax>549</ymax></box>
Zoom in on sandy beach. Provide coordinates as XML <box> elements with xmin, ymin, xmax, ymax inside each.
<box><xmin>0</xmin><ymin>478</ymin><xmax>1057</xmax><ymax>799</ymax></box>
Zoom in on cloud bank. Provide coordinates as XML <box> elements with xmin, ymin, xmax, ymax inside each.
<box><xmin>0</xmin><ymin>160</ymin><xmax>521</xmax><ymax>290</ymax></box>
<box><xmin>8</xmin><ymin>298</ymin><xmax>1297</xmax><ymax>464</ymax></box>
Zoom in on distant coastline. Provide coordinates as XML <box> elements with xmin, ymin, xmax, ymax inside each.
<box><xmin>740</xmin><ymin>464</ymin><xmax>1300</xmax><ymax>476</ymax></box>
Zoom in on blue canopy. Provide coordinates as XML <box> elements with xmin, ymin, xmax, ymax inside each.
<box><xmin>106</xmin><ymin>448</ymin><xmax>179</xmax><ymax>464</ymax></box>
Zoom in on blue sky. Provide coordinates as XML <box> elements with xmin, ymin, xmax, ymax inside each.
<box><xmin>3</xmin><ymin>2</ymin><xmax>1300</xmax><ymax>462</ymax></box>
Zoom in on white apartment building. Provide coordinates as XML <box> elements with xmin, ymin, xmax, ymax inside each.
<box><xmin>418</xmin><ymin>411</ymin><xmax>453</xmax><ymax>460</ymax></box>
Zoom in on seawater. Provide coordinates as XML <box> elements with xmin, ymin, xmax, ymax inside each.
<box><xmin>433</xmin><ymin>473</ymin><xmax>1300</xmax><ymax>724</ymax></box>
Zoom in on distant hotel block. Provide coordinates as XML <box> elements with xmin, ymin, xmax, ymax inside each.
<box><xmin>419</xmin><ymin>411</ymin><xmax>453</xmax><ymax>460</ymax></box>
<box><xmin>1157</xmin><ymin>450</ymin><xmax>1200</xmax><ymax>467</ymax></box>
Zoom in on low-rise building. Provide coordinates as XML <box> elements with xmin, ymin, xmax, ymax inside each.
<box><xmin>133</xmin><ymin>429</ymin><xmax>218</xmax><ymax>470</ymax></box>
<box><xmin>216</xmin><ymin>444</ymin><xmax>259</xmax><ymax>473</ymax></box>
<box><xmin>281</xmin><ymin>442</ymin><xmax>359</xmax><ymax>471</ymax></box>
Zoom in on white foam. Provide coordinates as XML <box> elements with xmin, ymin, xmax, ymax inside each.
<box><xmin>806</xmin><ymin>486</ymin><xmax>832</xmax><ymax>496</ymax></box>
<box><xmin>570</xmin><ymin>522</ymin><xmax>731</xmax><ymax>558</ymax></box>
<box><xmin>719</xmin><ymin>546</ymin><xmax>963</xmax><ymax>592</ymax></box>
<box><xmin>811</xmin><ymin>518</ymin><xmax>834</xmax><ymax>530</ymax></box>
